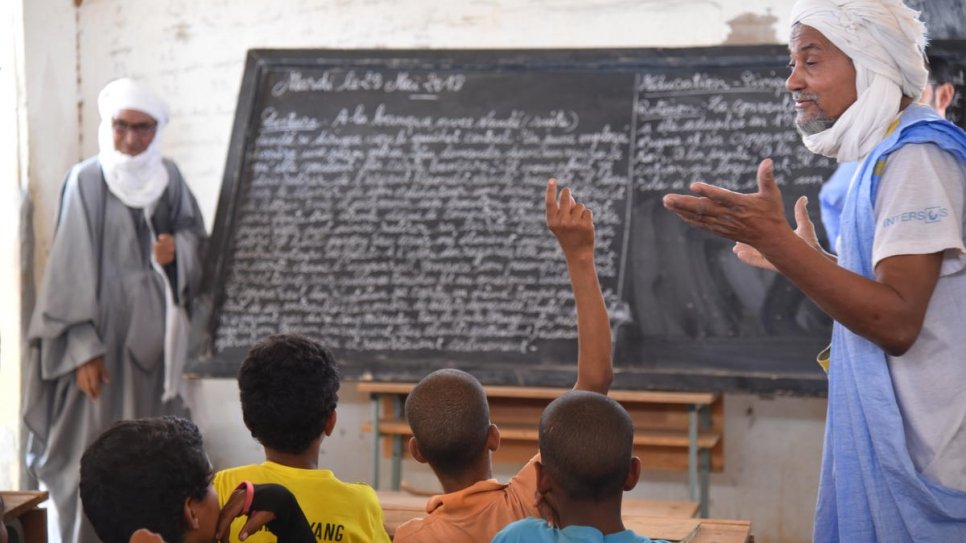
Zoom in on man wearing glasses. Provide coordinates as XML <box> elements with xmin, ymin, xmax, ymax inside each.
<box><xmin>24</xmin><ymin>78</ymin><xmax>207</xmax><ymax>543</ymax></box>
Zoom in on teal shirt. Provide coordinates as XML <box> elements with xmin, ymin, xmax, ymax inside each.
<box><xmin>491</xmin><ymin>518</ymin><xmax>669</xmax><ymax>543</ymax></box>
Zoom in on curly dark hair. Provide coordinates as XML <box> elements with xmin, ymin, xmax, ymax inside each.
<box><xmin>80</xmin><ymin>417</ymin><xmax>212</xmax><ymax>543</ymax></box>
<box><xmin>239</xmin><ymin>334</ymin><xmax>341</xmax><ymax>454</ymax></box>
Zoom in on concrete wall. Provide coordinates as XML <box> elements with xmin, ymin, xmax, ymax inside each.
<box><xmin>1</xmin><ymin>0</ymin><xmax>81</xmax><ymax>491</ymax></box>
<box><xmin>16</xmin><ymin>1</ymin><xmax>828</xmax><ymax>542</ymax></box>
<box><xmin>0</xmin><ymin>0</ymin><xmax>26</xmax><ymax>492</ymax></box>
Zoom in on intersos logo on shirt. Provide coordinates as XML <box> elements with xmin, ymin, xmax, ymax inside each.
<box><xmin>882</xmin><ymin>207</ymin><xmax>949</xmax><ymax>227</ymax></box>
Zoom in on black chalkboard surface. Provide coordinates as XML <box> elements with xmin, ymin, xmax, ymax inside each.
<box><xmin>187</xmin><ymin>44</ymin><xmax>966</xmax><ymax>396</ymax></box>
<box><xmin>906</xmin><ymin>0</ymin><xmax>966</xmax><ymax>40</ymax></box>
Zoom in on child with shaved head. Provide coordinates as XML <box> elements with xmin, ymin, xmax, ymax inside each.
<box><xmin>394</xmin><ymin>179</ymin><xmax>614</xmax><ymax>543</ymax></box>
<box><xmin>492</xmin><ymin>391</ymin><xmax>667</xmax><ymax>543</ymax></box>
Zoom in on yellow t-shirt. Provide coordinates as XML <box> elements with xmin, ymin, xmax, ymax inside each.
<box><xmin>214</xmin><ymin>462</ymin><xmax>390</xmax><ymax>543</ymax></box>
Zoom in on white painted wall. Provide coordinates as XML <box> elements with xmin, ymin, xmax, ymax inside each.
<box><xmin>15</xmin><ymin>1</ymin><xmax>828</xmax><ymax>542</ymax></box>
<box><xmin>2</xmin><ymin>0</ymin><xmax>80</xmax><ymax>493</ymax></box>
<box><xmin>0</xmin><ymin>0</ymin><xmax>26</xmax><ymax>493</ymax></box>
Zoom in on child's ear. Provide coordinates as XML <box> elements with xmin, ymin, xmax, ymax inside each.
<box><xmin>535</xmin><ymin>459</ymin><xmax>553</xmax><ymax>495</ymax></box>
<box><xmin>534</xmin><ymin>460</ymin><xmax>561</xmax><ymax>527</ymax></box>
<box><xmin>623</xmin><ymin>456</ymin><xmax>642</xmax><ymax>492</ymax></box>
<box><xmin>183</xmin><ymin>497</ymin><xmax>201</xmax><ymax>531</ymax></box>
<box><xmin>324</xmin><ymin>409</ymin><xmax>338</xmax><ymax>436</ymax></box>
<box><xmin>486</xmin><ymin>424</ymin><xmax>501</xmax><ymax>452</ymax></box>
<box><xmin>937</xmin><ymin>83</ymin><xmax>956</xmax><ymax>113</ymax></box>
<box><xmin>409</xmin><ymin>437</ymin><xmax>428</xmax><ymax>464</ymax></box>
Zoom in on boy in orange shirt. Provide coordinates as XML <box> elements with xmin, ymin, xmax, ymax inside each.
<box><xmin>393</xmin><ymin>179</ymin><xmax>614</xmax><ymax>543</ymax></box>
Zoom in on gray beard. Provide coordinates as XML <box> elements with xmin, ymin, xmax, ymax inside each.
<box><xmin>795</xmin><ymin>115</ymin><xmax>836</xmax><ymax>137</ymax></box>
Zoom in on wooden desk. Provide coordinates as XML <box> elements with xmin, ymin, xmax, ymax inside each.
<box><xmin>2</xmin><ymin>491</ymin><xmax>48</xmax><ymax>543</ymax></box>
<box><xmin>377</xmin><ymin>492</ymin><xmax>750</xmax><ymax>543</ymax></box>
<box><xmin>359</xmin><ymin>382</ymin><xmax>722</xmax><ymax>517</ymax></box>
<box><xmin>623</xmin><ymin>516</ymin><xmax>752</xmax><ymax>543</ymax></box>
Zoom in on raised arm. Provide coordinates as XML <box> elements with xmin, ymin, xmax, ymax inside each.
<box><xmin>546</xmin><ymin>179</ymin><xmax>614</xmax><ymax>394</ymax></box>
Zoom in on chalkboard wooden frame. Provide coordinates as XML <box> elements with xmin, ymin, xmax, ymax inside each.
<box><xmin>186</xmin><ymin>43</ymin><xmax>966</xmax><ymax>397</ymax></box>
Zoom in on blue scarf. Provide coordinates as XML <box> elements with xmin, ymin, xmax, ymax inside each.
<box><xmin>815</xmin><ymin>103</ymin><xmax>966</xmax><ymax>541</ymax></box>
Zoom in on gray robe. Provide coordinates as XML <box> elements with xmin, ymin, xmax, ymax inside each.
<box><xmin>23</xmin><ymin>157</ymin><xmax>207</xmax><ymax>543</ymax></box>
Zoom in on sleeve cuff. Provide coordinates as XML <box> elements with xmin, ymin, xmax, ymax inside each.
<box><xmin>65</xmin><ymin>323</ymin><xmax>106</xmax><ymax>369</ymax></box>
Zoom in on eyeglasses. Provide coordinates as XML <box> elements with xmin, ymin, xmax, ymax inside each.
<box><xmin>112</xmin><ymin>119</ymin><xmax>157</xmax><ymax>137</ymax></box>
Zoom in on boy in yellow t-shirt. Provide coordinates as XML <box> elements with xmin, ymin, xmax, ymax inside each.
<box><xmin>214</xmin><ymin>336</ymin><xmax>390</xmax><ymax>543</ymax></box>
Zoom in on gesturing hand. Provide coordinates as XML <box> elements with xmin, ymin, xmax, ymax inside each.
<box><xmin>733</xmin><ymin>194</ymin><xmax>824</xmax><ymax>271</ymax></box>
<box><xmin>76</xmin><ymin>357</ymin><xmax>111</xmax><ymax>400</ymax></box>
<box><xmin>216</xmin><ymin>485</ymin><xmax>276</xmax><ymax>543</ymax></box>
<box><xmin>662</xmin><ymin>159</ymin><xmax>794</xmax><ymax>253</ymax></box>
<box><xmin>216</xmin><ymin>483</ymin><xmax>315</xmax><ymax>543</ymax></box>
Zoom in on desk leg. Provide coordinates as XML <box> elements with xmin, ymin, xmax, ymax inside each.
<box><xmin>371</xmin><ymin>393</ymin><xmax>381</xmax><ymax>490</ymax></box>
<box><xmin>688</xmin><ymin>405</ymin><xmax>699</xmax><ymax>510</ymax></box>
<box><xmin>19</xmin><ymin>508</ymin><xmax>48</xmax><ymax>543</ymax></box>
<box><xmin>698</xmin><ymin>405</ymin><xmax>711</xmax><ymax>518</ymax></box>
<box><xmin>391</xmin><ymin>395</ymin><xmax>403</xmax><ymax>491</ymax></box>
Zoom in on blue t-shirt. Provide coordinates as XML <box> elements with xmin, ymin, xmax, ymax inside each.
<box><xmin>491</xmin><ymin>518</ymin><xmax>669</xmax><ymax>543</ymax></box>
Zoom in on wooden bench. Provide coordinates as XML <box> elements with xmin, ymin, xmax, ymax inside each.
<box><xmin>358</xmin><ymin>383</ymin><xmax>723</xmax><ymax>517</ymax></box>
<box><xmin>378</xmin><ymin>491</ymin><xmax>748</xmax><ymax>542</ymax></box>
<box><xmin>377</xmin><ymin>489</ymin><xmax>699</xmax><ymax>518</ymax></box>
<box><xmin>2</xmin><ymin>491</ymin><xmax>49</xmax><ymax>543</ymax></box>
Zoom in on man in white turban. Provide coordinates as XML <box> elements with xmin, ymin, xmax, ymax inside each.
<box><xmin>664</xmin><ymin>0</ymin><xmax>966</xmax><ymax>540</ymax></box>
<box><xmin>24</xmin><ymin>78</ymin><xmax>207</xmax><ymax>543</ymax></box>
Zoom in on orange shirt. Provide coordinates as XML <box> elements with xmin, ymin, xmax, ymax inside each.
<box><xmin>393</xmin><ymin>455</ymin><xmax>542</xmax><ymax>543</ymax></box>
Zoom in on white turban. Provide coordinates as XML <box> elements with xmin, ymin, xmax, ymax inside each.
<box><xmin>97</xmin><ymin>78</ymin><xmax>171</xmax><ymax>208</ymax></box>
<box><xmin>791</xmin><ymin>0</ymin><xmax>928</xmax><ymax>162</ymax></box>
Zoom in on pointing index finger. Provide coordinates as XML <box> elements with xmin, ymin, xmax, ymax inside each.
<box><xmin>545</xmin><ymin>178</ymin><xmax>558</xmax><ymax>223</ymax></box>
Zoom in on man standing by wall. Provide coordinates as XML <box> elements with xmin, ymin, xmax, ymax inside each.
<box><xmin>664</xmin><ymin>0</ymin><xmax>966</xmax><ymax>539</ymax></box>
<box><xmin>23</xmin><ymin>78</ymin><xmax>207</xmax><ymax>543</ymax></box>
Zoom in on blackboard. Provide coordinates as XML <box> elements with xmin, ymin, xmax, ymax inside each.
<box><xmin>187</xmin><ymin>44</ymin><xmax>966</xmax><ymax>396</ymax></box>
<box><xmin>906</xmin><ymin>0</ymin><xmax>966</xmax><ymax>40</ymax></box>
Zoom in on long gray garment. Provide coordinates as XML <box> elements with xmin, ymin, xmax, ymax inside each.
<box><xmin>22</xmin><ymin>157</ymin><xmax>207</xmax><ymax>543</ymax></box>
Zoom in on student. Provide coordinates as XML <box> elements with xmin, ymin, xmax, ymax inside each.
<box><xmin>393</xmin><ymin>179</ymin><xmax>614</xmax><ymax>543</ymax></box>
<box><xmin>79</xmin><ymin>416</ymin><xmax>313</xmax><ymax>543</ymax></box>
<box><xmin>492</xmin><ymin>391</ymin><xmax>667</xmax><ymax>543</ymax></box>
<box><xmin>214</xmin><ymin>335</ymin><xmax>390</xmax><ymax>543</ymax></box>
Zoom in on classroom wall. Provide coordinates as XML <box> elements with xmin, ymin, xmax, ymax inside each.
<box><xmin>17</xmin><ymin>1</ymin><xmax>828</xmax><ymax>542</ymax></box>
<box><xmin>2</xmin><ymin>0</ymin><xmax>81</xmax><ymax>491</ymax></box>
<box><xmin>0</xmin><ymin>0</ymin><xmax>26</xmax><ymax>491</ymax></box>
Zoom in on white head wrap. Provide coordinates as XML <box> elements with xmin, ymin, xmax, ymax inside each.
<box><xmin>790</xmin><ymin>0</ymin><xmax>928</xmax><ymax>162</ymax></box>
<box><xmin>97</xmin><ymin>78</ymin><xmax>171</xmax><ymax>208</ymax></box>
